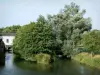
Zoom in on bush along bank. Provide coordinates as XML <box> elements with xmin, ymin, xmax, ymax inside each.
<box><xmin>14</xmin><ymin>53</ymin><xmax>51</xmax><ymax>65</ymax></box>
<box><xmin>73</xmin><ymin>52</ymin><xmax>100</xmax><ymax>69</ymax></box>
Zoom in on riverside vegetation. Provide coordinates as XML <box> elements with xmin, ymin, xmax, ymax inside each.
<box><xmin>3</xmin><ymin>2</ymin><xmax>99</xmax><ymax>68</ymax></box>
<box><xmin>73</xmin><ymin>30</ymin><xmax>100</xmax><ymax>68</ymax></box>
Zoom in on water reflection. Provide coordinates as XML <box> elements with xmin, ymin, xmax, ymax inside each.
<box><xmin>15</xmin><ymin>60</ymin><xmax>51</xmax><ymax>72</ymax></box>
<box><xmin>0</xmin><ymin>53</ymin><xmax>100</xmax><ymax>75</ymax></box>
<box><xmin>0</xmin><ymin>53</ymin><xmax>5</xmax><ymax>65</ymax></box>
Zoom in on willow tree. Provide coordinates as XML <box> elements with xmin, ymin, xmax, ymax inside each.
<box><xmin>47</xmin><ymin>2</ymin><xmax>92</xmax><ymax>57</ymax></box>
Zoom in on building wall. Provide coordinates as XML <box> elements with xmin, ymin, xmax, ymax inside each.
<box><xmin>2</xmin><ymin>36</ymin><xmax>15</xmax><ymax>46</ymax></box>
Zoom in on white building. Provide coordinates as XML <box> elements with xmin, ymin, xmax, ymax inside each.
<box><xmin>0</xmin><ymin>33</ymin><xmax>15</xmax><ymax>46</ymax></box>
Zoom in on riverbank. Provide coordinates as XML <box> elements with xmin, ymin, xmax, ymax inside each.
<box><xmin>14</xmin><ymin>53</ymin><xmax>51</xmax><ymax>65</ymax></box>
<box><xmin>73</xmin><ymin>52</ymin><xmax>100</xmax><ymax>69</ymax></box>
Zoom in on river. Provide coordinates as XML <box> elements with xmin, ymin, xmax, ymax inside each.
<box><xmin>0</xmin><ymin>53</ymin><xmax>100</xmax><ymax>75</ymax></box>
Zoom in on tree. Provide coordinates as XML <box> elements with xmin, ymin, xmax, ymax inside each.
<box><xmin>0</xmin><ymin>28</ymin><xmax>3</xmax><ymax>33</ymax></box>
<box><xmin>81</xmin><ymin>30</ymin><xmax>100</xmax><ymax>54</ymax></box>
<box><xmin>13</xmin><ymin>16</ymin><xmax>54</xmax><ymax>60</ymax></box>
<box><xmin>47</xmin><ymin>2</ymin><xmax>92</xmax><ymax>56</ymax></box>
<box><xmin>2</xmin><ymin>25</ymin><xmax>21</xmax><ymax>33</ymax></box>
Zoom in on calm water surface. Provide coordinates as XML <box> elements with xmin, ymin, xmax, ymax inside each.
<box><xmin>0</xmin><ymin>53</ymin><xmax>100</xmax><ymax>75</ymax></box>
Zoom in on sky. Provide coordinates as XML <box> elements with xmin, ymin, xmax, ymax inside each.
<box><xmin>0</xmin><ymin>0</ymin><xmax>100</xmax><ymax>30</ymax></box>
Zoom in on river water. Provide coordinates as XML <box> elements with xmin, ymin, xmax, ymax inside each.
<box><xmin>0</xmin><ymin>53</ymin><xmax>100</xmax><ymax>75</ymax></box>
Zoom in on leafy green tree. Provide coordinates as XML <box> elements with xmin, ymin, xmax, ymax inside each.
<box><xmin>13</xmin><ymin>16</ymin><xmax>54</xmax><ymax>60</ymax></box>
<box><xmin>2</xmin><ymin>25</ymin><xmax>21</xmax><ymax>33</ymax></box>
<box><xmin>81</xmin><ymin>30</ymin><xmax>100</xmax><ymax>54</ymax></box>
<box><xmin>13</xmin><ymin>22</ymin><xmax>36</xmax><ymax>59</ymax></box>
<box><xmin>48</xmin><ymin>2</ymin><xmax>92</xmax><ymax>56</ymax></box>
<box><xmin>0</xmin><ymin>28</ymin><xmax>3</xmax><ymax>33</ymax></box>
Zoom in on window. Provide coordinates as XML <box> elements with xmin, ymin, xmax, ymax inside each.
<box><xmin>6</xmin><ymin>39</ymin><xmax>9</xmax><ymax>43</ymax></box>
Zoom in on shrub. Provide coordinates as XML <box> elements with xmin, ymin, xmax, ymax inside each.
<box><xmin>35</xmin><ymin>53</ymin><xmax>51</xmax><ymax>64</ymax></box>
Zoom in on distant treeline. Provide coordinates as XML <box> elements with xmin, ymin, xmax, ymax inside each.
<box><xmin>0</xmin><ymin>25</ymin><xmax>21</xmax><ymax>33</ymax></box>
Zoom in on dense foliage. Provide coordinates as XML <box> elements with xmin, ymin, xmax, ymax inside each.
<box><xmin>81</xmin><ymin>30</ymin><xmax>100</xmax><ymax>54</ymax></box>
<box><xmin>0</xmin><ymin>28</ymin><xmax>3</xmax><ymax>33</ymax></box>
<box><xmin>13</xmin><ymin>16</ymin><xmax>54</xmax><ymax>60</ymax></box>
<box><xmin>47</xmin><ymin>2</ymin><xmax>91</xmax><ymax>56</ymax></box>
<box><xmin>13</xmin><ymin>2</ymin><xmax>93</xmax><ymax>62</ymax></box>
<box><xmin>0</xmin><ymin>25</ymin><xmax>21</xmax><ymax>33</ymax></box>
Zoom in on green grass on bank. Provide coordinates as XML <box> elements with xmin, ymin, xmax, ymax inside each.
<box><xmin>73</xmin><ymin>52</ymin><xmax>100</xmax><ymax>69</ymax></box>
